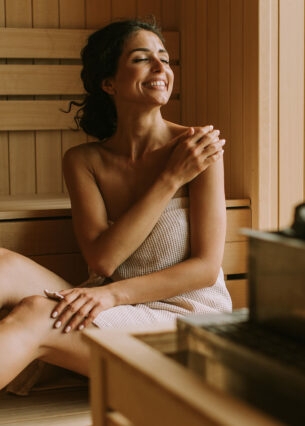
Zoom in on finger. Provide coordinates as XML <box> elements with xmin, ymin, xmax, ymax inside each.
<box><xmin>203</xmin><ymin>139</ymin><xmax>226</xmax><ymax>155</ymax></box>
<box><xmin>53</xmin><ymin>294</ymin><xmax>88</xmax><ymax>329</ymax></box>
<box><xmin>77</xmin><ymin>303</ymin><xmax>103</xmax><ymax>331</ymax></box>
<box><xmin>205</xmin><ymin>148</ymin><xmax>225</xmax><ymax>164</ymax></box>
<box><xmin>50</xmin><ymin>289</ymin><xmax>82</xmax><ymax>319</ymax></box>
<box><xmin>63</xmin><ymin>300</ymin><xmax>95</xmax><ymax>333</ymax></box>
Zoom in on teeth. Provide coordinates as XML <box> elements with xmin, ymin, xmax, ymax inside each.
<box><xmin>147</xmin><ymin>81</ymin><xmax>165</xmax><ymax>87</ymax></box>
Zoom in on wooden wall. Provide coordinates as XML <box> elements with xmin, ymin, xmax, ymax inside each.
<box><xmin>180</xmin><ymin>0</ymin><xmax>305</xmax><ymax>230</ymax></box>
<box><xmin>1</xmin><ymin>0</ymin><xmax>304</xmax><ymax>230</ymax></box>
<box><xmin>0</xmin><ymin>0</ymin><xmax>179</xmax><ymax>198</ymax></box>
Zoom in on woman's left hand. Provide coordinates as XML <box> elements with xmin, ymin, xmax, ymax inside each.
<box><xmin>50</xmin><ymin>286</ymin><xmax>115</xmax><ymax>333</ymax></box>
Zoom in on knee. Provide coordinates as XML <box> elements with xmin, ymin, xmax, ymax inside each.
<box><xmin>0</xmin><ymin>247</ymin><xmax>20</xmax><ymax>267</ymax></box>
<box><xmin>19</xmin><ymin>294</ymin><xmax>48</xmax><ymax>310</ymax></box>
<box><xmin>16</xmin><ymin>295</ymin><xmax>50</xmax><ymax>317</ymax></box>
<box><xmin>0</xmin><ymin>247</ymin><xmax>14</xmax><ymax>260</ymax></box>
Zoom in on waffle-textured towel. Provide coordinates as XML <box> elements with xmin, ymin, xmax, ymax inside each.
<box><xmin>91</xmin><ymin>197</ymin><xmax>232</xmax><ymax>329</ymax></box>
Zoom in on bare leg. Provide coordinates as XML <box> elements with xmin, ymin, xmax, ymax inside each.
<box><xmin>0</xmin><ymin>295</ymin><xmax>90</xmax><ymax>389</ymax></box>
<box><xmin>0</xmin><ymin>248</ymin><xmax>72</xmax><ymax>308</ymax></box>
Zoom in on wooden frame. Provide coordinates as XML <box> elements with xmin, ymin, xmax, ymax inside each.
<box><xmin>83</xmin><ymin>325</ymin><xmax>281</xmax><ymax>426</ymax></box>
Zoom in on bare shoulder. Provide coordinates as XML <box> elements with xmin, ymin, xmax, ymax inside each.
<box><xmin>63</xmin><ymin>141</ymin><xmax>105</xmax><ymax>171</ymax></box>
<box><xmin>165</xmin><ymin>120</ymin><xmax>189</xmax><ymax>137</ymax></box>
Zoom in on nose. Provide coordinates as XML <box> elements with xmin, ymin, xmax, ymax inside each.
<box><xmin>151</xmin><ymin>56</ymin><xmax>165</xmax><ymax>72</ymax></box>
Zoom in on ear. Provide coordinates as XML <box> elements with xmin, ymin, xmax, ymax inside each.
<box><xmin>101</xmin><ymin>78</ymin><xmax>116</xmax><ymax>95</ymax></box>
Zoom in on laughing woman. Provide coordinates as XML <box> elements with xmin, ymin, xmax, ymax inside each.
<box><xmin>0</xmin><ymin>19</ymin><xmax>231</xmax><ymax>388</ymax></box>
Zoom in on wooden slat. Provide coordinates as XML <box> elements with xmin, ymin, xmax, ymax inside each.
<box><xmin>0</xmin><ymin>219</ymin><xmax>78</xmax><ymax>255</ymax></box>
<box><xmin>225</xmin><ymin>199</ymin><xmax>251</xmax><ymax>208</ymax></box>
<box><xmin>0</xmin><ymin>100</ymin><xmax>77</xmax><ymax>131</ymax></box>
<box><xmin>0</xmin><ymin>194</ymin><xmax>71</xmax><ymax>219</ymax></box>
<box><xmin>0</xmin><ymin>64</ymin><xmax>179</xmax><ymax>96</ymax></box>
<box><xmin>0</xmin><ymin>28</ymin><xmax>179</xmax><ymax>61</ymax></box>
<box><xmin>32</xmin><ymin>253</ymin><xmax>88</xmax><ymax>285</ymax></box>
<box><xmin>0</xmin><ymin>387</ymin><xmax>90</xmax><ymax>425</ymax></box>
<box><xmin>0</xmin><ymin>99</ymin><xmax>181</xmax><ymax>131</ymax></box>
<box><xmin>226</xmin><ymin>208</ymin><xmax>251</xmax><ymax>242</ymax></box>
<box><xmin>222</xmin><ymin>241</ymin><xmax>248</xmax><ymax>275</ymax></box>
<box><xmin>0</xmin><ymin>65</ymin><xmax>83</xmax><ymax>95</ymax></box>
<box><xmin>225</xmin><ymin>279</ymin><xmax>248</xmax><ymax>309</ymax></box>
<box><xmin>0</xmin><ymin>28</ymin><xmax>92</xmax><ymax>59</ymax></box>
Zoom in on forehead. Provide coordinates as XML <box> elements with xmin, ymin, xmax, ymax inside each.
<box><xmin>123</xmin><ymin>30</ymin><xmax>166</xmax><ymax>54</ymax></box>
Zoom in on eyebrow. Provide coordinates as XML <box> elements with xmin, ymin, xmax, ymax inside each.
<box><xmin>128</xmin><ymin>47</ymin><xmax>169</xmax><ymax>55</ymax></box>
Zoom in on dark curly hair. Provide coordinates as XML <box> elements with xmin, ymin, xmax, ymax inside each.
<box><xmin>73</xmin><ymin>18</ymin><xmax>164</xmax><ymax>140</ymax></box>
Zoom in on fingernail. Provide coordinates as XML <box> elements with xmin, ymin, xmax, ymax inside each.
<box><xmin>65</xmin><ymin>326</ymin><xmax>71</xmax><ymax>333</ymax></box>
<box><xmin>78</xmin><ymin>324</ymin><xmax>85</xmax><ymax>331</ymax></box>
<box><xmin>52</xmin><ymin>311</ymin><xmax>58</xmax><ymax>318</ymax></box>
<box><xmin>54</xmin><ymin>320</ymin><xmax>62</xmax><ymax>329</ymax></box>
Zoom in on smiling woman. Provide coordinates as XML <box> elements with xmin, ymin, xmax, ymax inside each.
<box><xmin>0</xmin><ymin>18</ymin><xmax>231</xmax><ymax>390</ymax></box>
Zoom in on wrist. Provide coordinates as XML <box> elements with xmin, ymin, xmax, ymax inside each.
<box><xmin>158</xmin><ymin>171</ymin><xmax>181</xmax><ymax>195</ymax></box>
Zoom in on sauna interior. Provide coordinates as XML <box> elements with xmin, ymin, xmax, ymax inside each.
<box><xmin>0</xmin><ymin>0</ymin><xmax>305</xmax><ymax>425</ymax></box>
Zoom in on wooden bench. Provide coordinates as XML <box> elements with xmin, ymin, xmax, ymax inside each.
<box><xmin>0</xmin><ymin>195</ymin><xmax>251</xmax><ymax>308</ymax></box>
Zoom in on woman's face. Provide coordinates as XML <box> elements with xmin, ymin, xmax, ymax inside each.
<box><xmin>102</xmin><ymin>30</ymin><xmax>174</xmax><ymax>108</ymax></box>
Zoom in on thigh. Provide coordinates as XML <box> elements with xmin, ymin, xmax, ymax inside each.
<box><xmin>0</xmin><ymin>248</ymin><xmax>73</xmax><ymax>307</ymax></box>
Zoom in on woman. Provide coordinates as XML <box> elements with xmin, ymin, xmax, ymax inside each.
<box><xmin>0</xmin><ymin>19</ymin><xmax>231</xmax><ymax>389</ymax></box>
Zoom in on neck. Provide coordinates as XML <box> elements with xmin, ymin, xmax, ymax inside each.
<box><xmin>110</xmin><ymin>106</ymin><xmax>169</xmax><ymax>160</ymax></box>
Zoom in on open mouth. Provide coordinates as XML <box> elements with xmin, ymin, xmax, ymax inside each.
<box><xmin>143</xmin><ymin>80</ymin><xmax>167</xmax><ymax>88</ymax></box>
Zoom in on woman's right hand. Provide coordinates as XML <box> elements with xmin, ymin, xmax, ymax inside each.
<box><xmin>163</xmin><ymin>125</ymin><xmax>225</xmax><ymax>187</ymax></box>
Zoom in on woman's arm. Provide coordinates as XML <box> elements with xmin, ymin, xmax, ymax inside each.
<box><xmin>54</xmin><ymin>154</ymin><xmax>226</xmax><ymax>332</ymax></box>
<box><xmin>106</xmin><ymin>155</ymin><xmax>226</xmax><ymax>305</ymax></box>
<box><xmin>63</xmin><ymin>126</ymin><xmax>224</xmax><ymax>277</ymax></box>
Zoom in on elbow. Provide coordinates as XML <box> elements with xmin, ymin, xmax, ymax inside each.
<box><xmin>86</xmin><ymin>255</ymin><xmax>117</xmax><ymax>278</ymax></box>
<box><xmin>195</xmin><ymin>256</ymin><xmax>222</xmax><ymax>287</ymax></box>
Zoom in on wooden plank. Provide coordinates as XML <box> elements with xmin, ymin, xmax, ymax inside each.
<box><xmin>257</xmin><ymin>0</ymin><xmax>279</xmax><ymax>230</ymax></box>
<box><xmin>59</xmin><ymin>0</ymin><xmax>86</xmax><ymax>29</ymax></box>
<box><xmin>32</xmin><ymin>0</ymin><xmax>59</xmax><ymax>27</ymax></box>
<box><xmin>180</xmin><ymin>0</ymin><xmax>197</xmax><ymax>125</ymax></box>
<box><xmin>0</xmin><ymin>28</ymin><xmax>179</xmax><ymax>60</ymax></box>
<box><xmin>0</xmin><ymin>63</ymin><xmax>179</xmax><ymax>96</ymax></box>
<box><xmin>0</xmin><ymin>194</ymin><xmax>71</xmax><ymax>219</ymax></box>
<box><xmin>225</xmin><ymin>279</ymin><xmax>248</xmax><ymax>309</ymax></box>
<box><xmin>0</xmin><ymin>132</ymin><xmax>9</xmax><ymax>195</ymax></box>
<box><xmin>85</xmin><ymin>0</ymin><xmax>111</xmax><ymax>29</ymax></box>
<box><xmin>0</xmin><ymin>387</ymin><xmax>90</xmax><ymax>426</ymax></box>
<box><xmin>0</xmin><ymin>28</ymin><xmax>91</xmax><ymax>58</ymax></box>
<box><xmin>9</xmin><ymin>132</ymin><xmax>36</xmax><ymax>195</ymax></box>
<box><xmin>218</xmin><ymin>0</ymin><xmax>231</xmax><ymax>195</ymax></box>
<box><xmin>162</xmin><ymin>99</ymin><xmax>180</xmax><ymax>123</ymax></box>
<box><xmin>0</xmin><ymin>219</ymin><xmax>78</xmax><ymax>254</ymax></box>
<box><xmin>36</xmin><ymin>131</ymin><xmax>63</xmax><ymax>193</ymax></box>
<box><xmin>32</xmin><ymin>253</ymin><xmax>88</xmax><ymax>285</ymax></box>
<box><xmin>225</xmin><ymin>199</ymin><xmax>251</xmax><ymax>208</ymax></box>
<box><xmin>0</xmin><ymin>99</ymin><xmax>180</xmax><ymax>131</ymax></box>
<box><xmin>111</xmin><ymin>0</ymin><xmax>137</xmax><ymax>20</ymax></box>
<box><xmin>0</xmin><ymin>65</ymin><xmax>83</xmax><ymax>95</ymax></box>
<box><xmin>278</xmin><ymin>0</ymin><xmax>304</xmax><ymax>227</ymax></box>
<box><xmin>243</xmin><ymin>0</ymin><xmax>259</xmax><ymax>227</ymax></box>
<box><xmin>222</xmin><ymin>241</ymin><xmax>248</xmax><ymax>275</ymax></box>
<box><xmin>226</xmin><ymin>208</ymin><xmax>251</xmax><ymax>242</ymax></box>
<box><xmin>5</xmin><ymin>0</ymin><xmax>32</xmax><ymax>27</ymax></box>
<box><xmin>230</xmin><ymin>0</ymin><xmax>244</xmax><ymax>198</ymax></box>
<box><xmin>161</xmin><ymin>0</ymin><xmax>180</xmax><ymax>30</ymax></box>
<box><xmin>0</xmin><ymin>100</ymin><xmax>78</xmax><ymax>131</ymax></box>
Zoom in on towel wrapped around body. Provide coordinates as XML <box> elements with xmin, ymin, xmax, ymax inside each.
<box><xmin>85</xmin><ymin>196</ymin><xmax>232</xmax><ymax>329</ymax></box>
